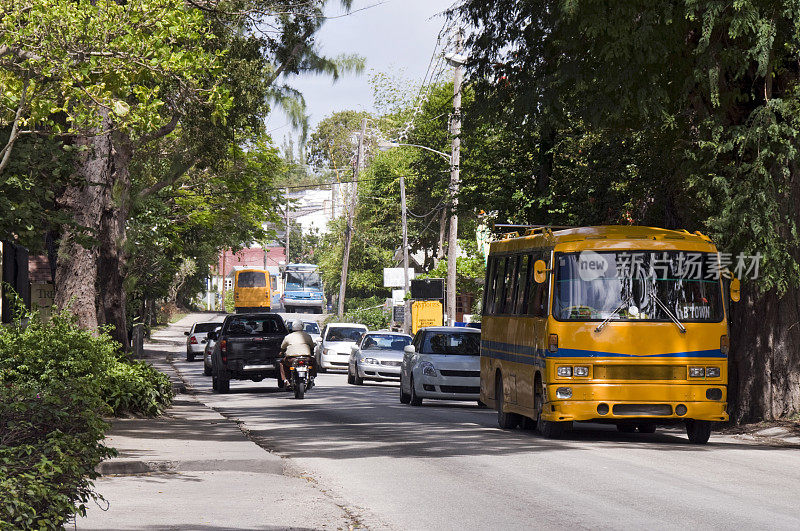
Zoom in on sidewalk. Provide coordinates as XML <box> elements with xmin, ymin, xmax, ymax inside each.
<box><xmin>77</xmin><ymin>313</ymin><xmax>356</xmax><ymax>530</ymax></box>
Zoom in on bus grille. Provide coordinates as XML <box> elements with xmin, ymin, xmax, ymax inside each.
<box><xmin>593</xmin><ymin>365</ymin><xmax>686</xmax><ymax>380</ymax></box>
<box><xmin>612</xmin><ymin>404</ymin><xmax>673</xmax><ymax>416</ymax></box>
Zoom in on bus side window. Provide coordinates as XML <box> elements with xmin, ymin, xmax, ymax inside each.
<box><xmin>503</xmin><ymin>256</ymin><xmax>518</xmax><ymax>314</ymax></box>
<box><xmin>494</xmin><ymin>257</ymin><xmax>508</xmax><ymax>315</ymax></box>
<box><xmin>483</xmin><ymin>257</ymin><xmax>498</xmax><ymax>315</ymax></box>
<box><xmin>515</xmin><ymin>255</ymin><xmax>531</xmax><ymax>314</ymax></box>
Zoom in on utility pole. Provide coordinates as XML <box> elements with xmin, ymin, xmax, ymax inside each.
<box><xmin>400</xmin><ymin>172</ymin><xmax>411</xmax><ymax>333</ymax></box>
<box><xmin>446</xmin><ymin>29</ymin><xmax>464</xmax><ymax>326</ymax></box>
<box><xmin>338</xmin><ymin>118</ymin><xmax>368</xmax><ymax>317</ymax></box>
<box><xmin>285</xmin><ymin>187</ymin><xmax>290</xmax><ymax>264</ymax></box>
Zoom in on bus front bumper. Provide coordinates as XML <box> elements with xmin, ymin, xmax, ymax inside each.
<box><xmin>540</xmin><ymin>383</ymin><xmax>729</xmax><ymax>423</ymax></box>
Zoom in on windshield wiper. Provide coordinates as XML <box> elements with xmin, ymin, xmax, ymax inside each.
<box><xmin>595</xmin><ymin>299</ymin><xmax>630</xmax><ymax>333</ymax></box>
<box><xmin>651</xmin><ymin>293</ymin><xmax>687</xmax><ymax>333</ymax></box>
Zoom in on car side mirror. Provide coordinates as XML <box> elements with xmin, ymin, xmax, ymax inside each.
<box><xmin>184</xmin><ymin>331</ymin><xmax>190</xmax><ymax>336</ymax></box>
<box><xmin>730</xmin><ymin>277</ymin><xmax>741</xmax><ymax>302</ymax></box>
<box><xmin>404</xmin><ymin>345</ymin><xmax>415</xmax><ymax>355</ymax></box>
<box><xmin>207</xmin><ymin>331</ymin><xmax>217</xmax><ymax>340</ymax></box>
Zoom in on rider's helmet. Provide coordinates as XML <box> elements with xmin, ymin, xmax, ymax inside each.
<box><xmin>291</xmin><ymin>320</ymin><xmax>304</xmax><ymax>332</ymax></box>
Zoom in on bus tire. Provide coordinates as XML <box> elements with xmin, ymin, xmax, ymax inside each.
<box><xmin>638</xmin><ymin>424</ymin><xmax>657</xmax><ymax>434</ymax></box>
<box><xmin>495</xmin><ymin>373</ymin><xmax>520</xmax><ymax>429</ymax></box>
<box><xmin>617</xmin><ymin>424</ymin><xmax>637</xmax><ymax>433</ymax></box>
<box><xmin>685</xmin><ymin>419</ymin><xmax>712</xmax><ymax>444</ymax></box>
<box><xmin>534</xmin><ymin>380</ymin><xmax>564</xmax><ymax>438</ymax></box>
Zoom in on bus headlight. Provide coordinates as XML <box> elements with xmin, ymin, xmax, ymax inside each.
<box><xmin>556</xmin><ymin>387</ymin><xmax>572</xmax><ymax>399</ymax></box>
<box><xmin>574</xmin><ymin>366</ymin><xmax>589</xmax><ymax>377</ymax></box>
<box><xmin>557</xmin><ymin>366</ymin><xmax>572</xmax><ymax>377</ymax></box>
<box><xmin>689</xmin><ymin>366</ymin><xmax>705</xmax><ymax>378</ymax></box>
<box><xmin>705</xmin><ymin>367</ymin><xmax>721</xmax><ymax>378</ymax></box>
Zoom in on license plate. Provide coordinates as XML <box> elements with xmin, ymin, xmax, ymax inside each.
<box><xmin>243</xmin><ymin>364</ymin><xmax>273</xmax><ymax>370</ymax></box>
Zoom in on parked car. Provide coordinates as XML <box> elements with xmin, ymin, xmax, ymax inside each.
<box><xmin>399</xmin><ymin>326</ymin><xmax>481</xmax><ymax>406</ymax></box>
<box><xmin>209</xmin><ymin>313</ymin><xmax>289</xmax><ymax>393</ymax></box>
<box><xmin>285</xmin><ymin>320</ymin><xmax>322</xmax><ymax>344</ymax></box>
<box><xmin>348</xmin><ymin>331</ymin><xmax>413</xmax><ymax>385</ymax></box>
<box><xmin>203</xmin><ymin>326</ymin><xmax>222</xmax><ymax>376</ymax></box>
<box><xmin>185</xmin><ymin>321</ymin><xmax>223</xmax><ymax>361</ymax></box>
<box><xmin>315</xmin><ymin>323</ymin><xmax>368</xmax><ymax>371</ymax></box>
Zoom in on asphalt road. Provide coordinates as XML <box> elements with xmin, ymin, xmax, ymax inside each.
<box><xmin>175</xmin><ymin>313</ymin><xmax>800</xmax><ymax>530</ymax></box>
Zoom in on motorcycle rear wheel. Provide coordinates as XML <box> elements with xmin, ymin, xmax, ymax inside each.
<box><xmin>294</xmin><ymin>379</ymin><xmax>306</xmax><ymax>399</ymax></box>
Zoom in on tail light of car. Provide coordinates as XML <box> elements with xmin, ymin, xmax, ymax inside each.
<box><xmin>220</xmin><ymin>340</ymin><xmax>227</xmax><ymax>362</ymax></box>
<box><xmin>189</xmin><ymin>336</ymin><xmax>198</xmax><ymax>345</ymax></box>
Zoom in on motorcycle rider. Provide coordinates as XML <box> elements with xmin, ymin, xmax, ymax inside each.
<box><xmin>279</xmin><ymin>320</ymin><xmax>317</xmax><ymax>387</ymax></box>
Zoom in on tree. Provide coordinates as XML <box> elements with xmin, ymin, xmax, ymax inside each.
<box><xmin>458</xmin><ymin>0</ymin><xmax>800</xmax><ymax>422</ymax></box>
<box><xmin>1</xmin><ymin>0</ymin><xmax>362</xmax><ymax>347</ymax></box>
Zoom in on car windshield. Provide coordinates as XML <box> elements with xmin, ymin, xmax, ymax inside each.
<box><xmin>362</xmin><ymin>334</ymin><xmax>412</xmax><ymax>351</ymax></box>
<box><xmin>327</xmin><ymin>327</ymin><xmax>365</xmax><ymax>342</ymax></box>
<box><xmin>422</xmin><ymin>332</ymin><xmax>480</xmax><ymax>355</ymax></box>
<box><xmin>237</xmin><ymin>271</ymin><xmax>266</xmax><ymax>288</ymax></box>
<box><xmin>286</xmin><ymin>271</ymin><xmax>322</xmax><ymax>291</ymax></box>
<box><xmin>553</xmin><ymin>251</ymin><xmax>723</xmax><ymax>322</ymax></box>
<box><xmin>226</xmin><ymin>316</ymin><xmax>286</xmax><ymax>336</ymax></box>
<box><xmin>304</xmin><ymin>322</ymin><xmax>320</xmax><ymax>334</ymax></box>
<box><xmin>194</xmin><ymin>322</ymin><xmax>221</xmax><ymax>333</ymax></box>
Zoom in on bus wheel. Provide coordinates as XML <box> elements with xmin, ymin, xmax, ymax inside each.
<box><xmin>685</xmin><ymin>419</ymin><xmax>712</xmax><ymax>444</ymax></box>
<box><xmin>535</xmin><ymin>383</ymin><xmax>564</xmax><ymax>438</ymax></box>
<box><xmin>495</xmin><ymin>373</ymin><xmax>520</xmax><ymax>429</ymax></box>
<box><xmin>617</xmin><ymin>424</ymin><xmax>637</xmax><ymax>433</ymax></box>
<box><xmin>638</xmin><ymin>424</ymin><xmax>656</xmax><ymax>434</ymax></box>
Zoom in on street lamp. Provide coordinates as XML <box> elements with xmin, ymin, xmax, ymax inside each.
<box><xmin>378</xmin><ymin>141</ymin><xmax>452</xmax><ymax>162</ymax></box>
<box><xmin>378</xmin><ymin>140</ymin><xmax>457</xmax><ymax>328</ymax></box>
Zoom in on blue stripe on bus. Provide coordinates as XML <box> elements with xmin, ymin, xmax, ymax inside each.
<box><xmin>480</xmin><ymin>340</ymin><xmax>725</xmax><ymax>360</ymax></box>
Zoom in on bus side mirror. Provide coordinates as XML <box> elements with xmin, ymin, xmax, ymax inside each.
<box><xmin>730</xmin><ymin>278</ymin><xmax>741</xmax><ymax>302</ymax></box>
<box><xmin>533</xmin><ymin>259</ymin><xmax>550</xmax><ymax>284</ymax></box>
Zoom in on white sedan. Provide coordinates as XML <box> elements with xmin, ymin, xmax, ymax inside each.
<box><xmin>348</xmin><ymin>331</ymin><xmax>413</xmax><ymax>385</ymax></box>
<box><xmin>399</xmin><ymin>326</ymin><xmax>481</xmax><ymax>406</ymax></box>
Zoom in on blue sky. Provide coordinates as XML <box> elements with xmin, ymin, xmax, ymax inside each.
<box><xmin>268</xmin><ymin>0</ymin><xmax>456</xmax><ymax>143</ymax></box>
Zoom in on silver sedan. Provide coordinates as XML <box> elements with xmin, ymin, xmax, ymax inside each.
<box><xmin>347</xmin><ymin>331</ymin><xmax>413</xmax><ymax>385</ymax></box>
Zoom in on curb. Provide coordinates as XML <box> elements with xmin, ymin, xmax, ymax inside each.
<box><xmin>97</xmin><ymin>458</ymin><xmax>284</xmax><ymax>476</ymax></box>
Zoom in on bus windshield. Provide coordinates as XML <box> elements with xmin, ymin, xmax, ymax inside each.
<box><xmin>237</xmin><ymin>271</ymin><xmax>266</xmax><ymax>288</ymax></box>
<box><xmin>553</xmin><ymin>251</ymin><xmax>723</xmax><ymax>323</ymax></box>
<box><xmin>286</xmin><ymin>271</ymin><xmax>322</xmax><ymax>291</ymax></box>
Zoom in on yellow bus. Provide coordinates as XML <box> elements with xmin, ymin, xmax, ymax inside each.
<box><xmin>480</xmin><ymin>226</ymin><xmax>739</xmax><ymax>444</ymax></box>
<box><xmin>233</xmin><ymin>268</ymin><xmax>273</xmax><ymax>313</ymax></box>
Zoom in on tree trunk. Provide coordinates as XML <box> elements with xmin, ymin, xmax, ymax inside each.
<box><xmin>728</xmin><ymin>284</ymin><xmax>800</xmax><ymax>423</ymax></box>
<box><xmin>97</xmin><ymin>134</ymin><xmax>133</xmax><ymax>348</ymax></box>
<box><xmin>54</xmin><ymin>110</ymin><xmax>114</xmax><ymax>330</ymax></box>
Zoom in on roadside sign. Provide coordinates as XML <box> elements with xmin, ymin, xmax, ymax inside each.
<box><xmin>393</xmin><ymin>305</ymin><xmax>405</xmax><ymax>323</ymax></box>
<box><xmin>383</xmin><ymin>267</ymin><xmax>416</xmax><ymax>287</ymax></box>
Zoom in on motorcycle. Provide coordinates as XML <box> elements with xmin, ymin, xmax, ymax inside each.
<box><xmin>286</xmin><ymin>355</ymin><xmax>315</xmax><ymax>399</ymax></box>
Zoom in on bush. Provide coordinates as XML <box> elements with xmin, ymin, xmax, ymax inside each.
<box><xmin>0</xmin><ymin>308</ymin><xmax>173</xmax><ymax>527</ymax></box>
<box><xmin>333</xmin><ymin>305</ymin><xmax>390</xmax><ymax>330</ymax></box>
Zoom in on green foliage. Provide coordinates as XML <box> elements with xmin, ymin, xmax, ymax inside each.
<box><xmin>418</xmin><ymin>239</ymin><xmax>486</xmax><ymax>298</ymax></box>
<box><xmin>0</xmin><ymin>307</ymin><xmax>172</xmax><ymax>527</ymax></box>
<box><xmin>326</xmin><ymin>302</ymin><xmax>390</xmax><ymax>330</ymax></box>
<box><xmin>459</xmin><ymin>0</ymin><xmax>800</xmax><ymax>294</ymax></box>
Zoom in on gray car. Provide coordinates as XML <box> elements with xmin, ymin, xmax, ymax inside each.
<box><xmin>348</xmin><ymin>331</ymin><xmax>413</xmax><ymax>385</ymax></box>
<box><xmin>203</xmin><ymin>326</ymin><xmax>222</xmax><ymax>376</ymax></box>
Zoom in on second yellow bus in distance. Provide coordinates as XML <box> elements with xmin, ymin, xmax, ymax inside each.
<box><xmin>233</xmin><ymin>268</ymin><xmax>273</xmax><ymax>313</ymax></box>
<box><xmin>480</xmin><ymin>226</ymin><xmax>739</xmax><ymax>444</ymax></box>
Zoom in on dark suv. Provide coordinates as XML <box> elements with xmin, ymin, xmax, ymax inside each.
<box><xmin>209</xmin><ymin>313</ymin><xmax>288</xmax><ymax>393</ymax></box>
